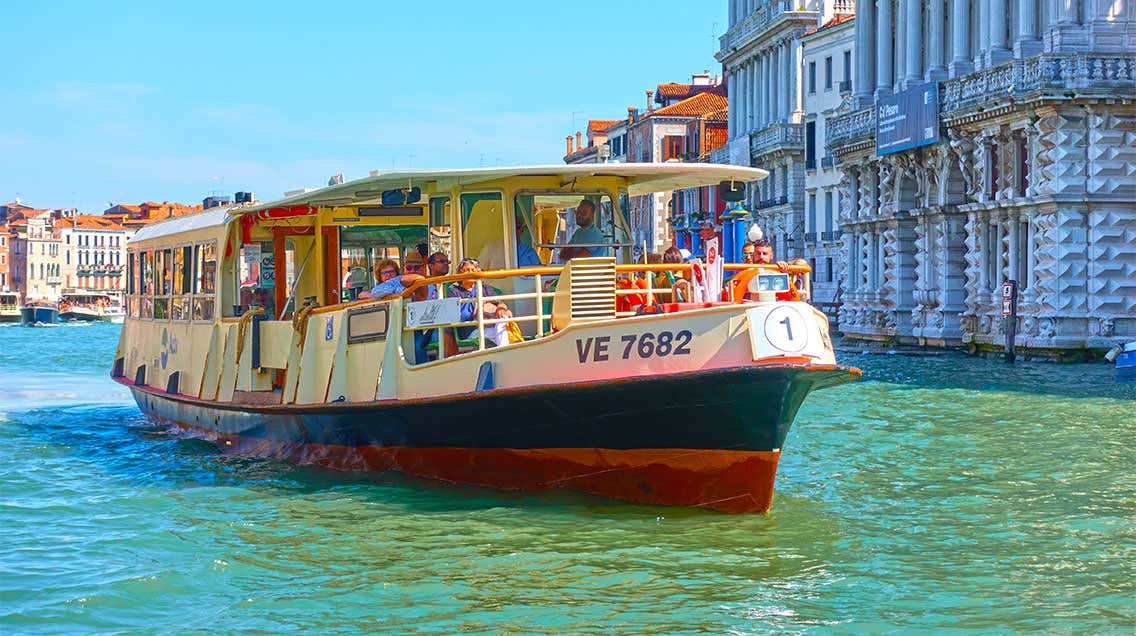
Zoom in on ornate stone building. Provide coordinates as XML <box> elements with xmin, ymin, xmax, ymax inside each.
<box><xmin>828</xmin><ymin>0</ymin><xmax>1135</xmax><ymax>353</ymax></box>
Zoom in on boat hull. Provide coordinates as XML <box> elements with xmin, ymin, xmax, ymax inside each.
<box><xmin>0</xmin><ymin>311</ymin><xmax>21</xmax><ymax>323</ymax></box>
<box><xmin>60</xmin><ymin>310</ymin><xmax>100</xmax><ymax>322</ymax></box>
<box><xmin>124</xmin><ymin>364</ymin><xmax>855</xmax><ymax>512</ymax></box>
<box><xmin>20</xmin><ymin>307</ymin><xmax>59</xmax><ymax>325</ymax></box>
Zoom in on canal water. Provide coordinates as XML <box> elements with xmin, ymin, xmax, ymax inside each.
<box><xmin>0</xmin><ymin>323</ymin><xmax>1132</xmax><ymax>634</ymax></box>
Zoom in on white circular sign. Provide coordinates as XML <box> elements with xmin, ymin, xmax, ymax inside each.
<box><xmin>762</xmin><ymin>305</ymin><xmax>809</xmax><ymax>353</ymax></box>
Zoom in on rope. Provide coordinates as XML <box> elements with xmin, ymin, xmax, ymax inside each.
<box><xmin>235</xmin><ymin>308</ymin><xmax>265</xmax><ymax>364</ymax></box>
<box><xmin>292</xmin><ymin>304</ymin><xmax>316</xmax><ymax>349</ymax></box>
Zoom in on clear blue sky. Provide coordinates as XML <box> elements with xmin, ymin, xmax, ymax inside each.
<box><xmin>1</xmin><ymin>0</ymin><xmax>726</xmax><ymax>213</ymax></box>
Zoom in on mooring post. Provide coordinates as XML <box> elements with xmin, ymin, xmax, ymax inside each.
<box><xmin>1002</xmin><ymin>280</ymin><xmax>1018</xmax><ymax>364</ymax></box>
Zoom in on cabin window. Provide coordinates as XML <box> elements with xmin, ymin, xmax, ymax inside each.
<box><xmin>514</xmin><ymin>192</ymin><xmax>627</xmax><ymax>264</ymax></box>
<box><xmin>141</xmin><ymin>251</ymin><xmax>154</xmax><ymax>296</ymax></box>
<box><xmin>428</xmin><ymin>195</ymin><xmax>452</xmax><ymax>263</ymax></box>
<box><xmin>193</xmin><ymin>241</ymin><xmax>217</xmax><ymax>321</ymax></box>
<box><xmin>337</xmin><ymin>225</ymin><xmax>428</xmax><ymax>302</ymax></box>
<box><xmin>237</xmin><ymin>241</ymin><xmax>274</xmax><ymax>315</ymax></box>
<box><xmin>460</xmin><ymin>192</ymin><xmax>506</xmax><ymax>271</ymax></box>
<box><xmin>127</xmin><ymin>252</ymin><xmax>136</xmax><ymax>295</ymax></box>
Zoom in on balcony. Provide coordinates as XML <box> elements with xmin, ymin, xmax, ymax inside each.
<box><xmin>826</xmin><ymin>107</ymin><xmax>876</xmax><ymax>154</ymax></box>
<box><xmin>820</xmin><ymin>155</ymin><xmax>839</xmax><ymax>169</ymax></box>
<box><xmin>750</xmin><ymin>122</ymin><xmax>804</xmax><ymax>158</ymax></box>
<box><xmin>753</xmin><ymin>196</ymin><xmax>789</xmax><ymax>210</ymax></box>
<box><xmin>718</xmin><ymin>2</ymin><xmax>817</xmax><ymax>62</ymax></box>
<box><xmin>709</xmin><ymin>145</ymin><xmax>730</xmax><ymax>164</ymax></box>
<box><xmin>804</xmin><ymin>232</ymin><xmax>817</xmax><ymax>244</ymax></box>
<box><xmin>837</xmin><ymin>79</ymin><xmax>852</xmax><ymax>95</ymax></box>
<box><xmin>821</xmin><ymin>231</ymin><xmax>839</xmax><ymax>242</ymax></box>
<box><xmin>941</xmin><ymin>52</ymin><xmax>1136</xmax><ymax>114</ymax></box>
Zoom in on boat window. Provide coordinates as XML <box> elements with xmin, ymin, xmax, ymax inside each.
<box><xmin>193</xmin><ymin>241</ymin><xmax>217</xmax><ymax>321</ymax></box>
<box><xmin>141</xmin><ymin>251</ymin><xmax>154</xmax><ymax>296</ymax></box>
<box><xmin>337</xmin><ymin>225</ymin><xmax>428</xmax><ymax>301</ymax></box>
<box><xmin>460</xmin><ymin>192</ymin><xmax>505</xmax><ymax>271</ymax></box>
<box><xmin>237</xmin><ymin>242</ymin><xmax>274</xmax><ymax>315</ymax></box>
<box><xmin>127</xmin><ymin>252</ymin><xmax>136</xmax><ymax>295</ymax></box>
<box><xmin>513</xmin><ymin>192</ymin><xmax>627</xmax><ymax>264</ymax></box>
<box><xmin>428</xmin><ymin>196</ymin><xmax>452</xmax><ymax>264</ymax></box>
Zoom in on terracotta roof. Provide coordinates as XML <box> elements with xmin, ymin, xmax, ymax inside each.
<box><xmin>587</xmin><ymin>119</ymin><xmax>620</xmax><ymax>133</ymax></box>
<box><xmin>65</xmin><ymin>215</ymin><xmax>127</xmax><ymax>231</ymax></box>
<box><xmin>648</xmin><ymin>92</ymin><xmax>729</xmax><ymax>118</ymax></box>
<box><xmin>805</xmin><ymin>12</ymin><xmax>854</xmax><ymax>36</ymax></box>
<box><xmin>654</xmin><ymin>83</ymin><xmax>726</xmax><ymax>103</ymax></box>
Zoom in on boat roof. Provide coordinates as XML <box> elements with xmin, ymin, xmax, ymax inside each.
<box><xmin>129</xmin><ymin>205</ymin><xmax>237</xmax><ymax>245</ymax></box>
<box><xmin>234</xmin><ymin>163</ymin><xmax>768</xmax><ymax>215</ymax></box>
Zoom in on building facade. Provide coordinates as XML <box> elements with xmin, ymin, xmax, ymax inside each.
<box><xmin>827</xmin><ymin>0</ymin><xmax>1135</xmax><ymax>353</ymax></box>
<box><xmin>802</xmin><ymin>13</ymin><xmax>856</xmax><ymax>303</ymax></box>
<box><xmin>58</xmin><ymin>216</ymin><xmax>132</xmax><ymax>293</ymax></box>
<box><xmin>716</xmin><ymin>1</ymin><xmax>856</xmax><ymax>270</ymax></box>
<box><xmin>0</xmin><ymin>227</ymin><xmax>9</xmax><ymax>291</ymax></box>
<box><xmin>9</xmin><ymin>210</ymin><xmax>65</xmax><ymax>301</ymax></box>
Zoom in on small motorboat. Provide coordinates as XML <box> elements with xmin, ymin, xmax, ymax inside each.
<box><xmin>1108</xmin><ymin>342</ymin><xmax>1136</xmax><ymax>381</ymax></box>
<box><xmin>20</xmin><ymin>299</ymin><xmax>60</xmax><ymax>325</ymax></box>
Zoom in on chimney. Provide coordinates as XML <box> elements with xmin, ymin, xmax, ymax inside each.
<box><xmin>646</xmin><ymin>90</ymin><xmax>654</xmax><ymax>112</ymax></box>
<box><xmin>576</xmin><ymin>131</ymin><xmax>583</xmax><ymax>152</ymax></box>
<box><xmin>566</xmin><ymin>135</ymin><xmax>573</xmax><ymax>155</ymax></box>
<box><xmin>627</xmin><ymin>106</ymin><xmax>636</xmax><ymax>124</ymax></box>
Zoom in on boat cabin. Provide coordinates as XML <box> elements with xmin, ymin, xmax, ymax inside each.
<box><xmin>116</xmin><ymin>164</ymin><xmax>819</xmax><ymax>406</ymax></box>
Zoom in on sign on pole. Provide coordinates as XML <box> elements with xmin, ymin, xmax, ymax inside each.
<box><xmin>704</xmin><ymin>238</ymin><xmax>724</xmax><ymax>302</ymax></box>
<box><xmin>1002</xmin><ymin>280</ymin><xmax>1018</xmax><ymax>364</ymax></box>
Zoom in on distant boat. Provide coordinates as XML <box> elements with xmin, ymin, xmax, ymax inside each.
<box><xmin>20</xmin><ymin>299</ymin><xmax>59</xmax><ymax>325</ymax></box>
<box><xmin>59</xmin><ymin>290</ymin><xmax>124</xmax><ymax>323</ymax></box>
<box><xmin>0</xmin><ymin>292</ymin><xmax>21</xmax><ymax>323</ymax></box>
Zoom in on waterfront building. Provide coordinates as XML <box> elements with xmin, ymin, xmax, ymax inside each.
<box><xmin>715</xmin><ymin>1</ymin><xmax>856</xmax><ymax>274</ymax></box>
<box><xmin>58</xmin><ymin>215</ymin><xmax>132</xmax><ymax>293</ymax></box>
<box><xmin>562</xmin><ymin>74</ymin><xmax>727</xmax><ymax>258</ymax></box>
<box><xmin>8</xmin><ymin>210</ymin><xmax>65</xmax><ymax>301</ymax></box>
<box><xmin>672</xmin><ymin>105</ymin><xmax>730</xmax><ymax>258</ymax></box>
<box><xmin>801</xmin><ymin>13</ymin><xmax>855</xmax><ymax>304</ymax></box>
<box><xmin>0</xmin><ymin>225</ymin><xmax>9</xmax><ymax>291</ymax></box>
<box><xmin>826</xmin><ymin>0</ymin><xmax>1136</xmax><ymax>352</ymax></box>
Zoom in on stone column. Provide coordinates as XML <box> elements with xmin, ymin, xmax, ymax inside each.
<box><xmin>741</xmin><ymin>62</ymin><xmax>749</xmax><ymax>134</ymax></box>
<box><xmin>895</xmin><ymin>0</ymin><xmax>906</xmax><ymax>88</ymax></box>
<box><xmin>729</xmin><ymin>0</ymin><xmax>737</xmax><ymax>27</ymax></box>
<box><xmin>1057</xmin><ymin>0</ymin><xmax>1079</xmax><ymax>22</ymax></box>
<box><xmin>949</xmin><ymin>0</ymin><xmax>972</xmax><ymax>76</ymax></box>
<box><xmin>760</xmin><ymin>52</ymin><xmax>769</xmax><ymax>128</ymax></box>
<box><xmin>876</xmin><ymin>0</ymin><xmax>893</xmax><ymax>95</ymax></box>
<box><xmin>771</xmin><ymin>45</ymin><xmax>780</xmax><ymax>123</ymax></box>
<box><xmin>977</xmin><ymin>0</ymin><xmax>989</xmax><ymax>69</ymax></box>
<box><xmin>855</xmin><ymin>0</ymin><xmax>876</xmax><ymax>106</ymax></box>
<box><xmin>927</xmin><ymin>0</ymin><xmax>946</xmax><ymax>79</ymax></box>
<box><xmin>1015</xmin><ymin>0</ymin><xmax>1041</xmax><ymax>58</ymax></box>
<box><xmin>905</xmin><ymin>0</ymin><xmax>922</xmax><ymax>83</ymax></box>
<box><xmin>783</xmin><ymin>40</ymin><xmax>793</xmax><ymax>120</ymax></box>
<box><xmin>988</xmin><ymin>0</ymin><xmax>1011</xmax><ymax>66</ymax></box>
<box><xmin>793</xmin><ymin>39</ymin><xmax>804</xmax><ymax>120</ymax></box>
<box><xmin>754</xmin><ymin>56</ymin><xmax>763</xmax><ymax>129</ymax></box>
<box><xmin>727</xmin><ymin>70</ymin><xmax>734</xmax><ymax>139</ymax></box>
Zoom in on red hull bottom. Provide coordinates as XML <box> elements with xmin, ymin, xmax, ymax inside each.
<box><xmin>169</xmin><ymin>421</ymin><xmax>782</xmax><ymax>513</ymax></box>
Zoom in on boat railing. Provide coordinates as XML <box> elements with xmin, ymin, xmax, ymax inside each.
<box><xmin>384</xmin><ymin>262</ymin><xmax>811</xmax><ymax>362</ymax></box>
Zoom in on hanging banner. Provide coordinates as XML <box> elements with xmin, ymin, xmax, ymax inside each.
<box><xmin>877</xmin><ymin>82</ymin><xmax>941</xmax><ymax>156</ymax></box>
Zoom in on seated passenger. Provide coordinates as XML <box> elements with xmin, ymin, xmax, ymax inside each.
<box><xmin>662</xmin><ymin>246</ymin><xmax>691</xmax><ymax>302</ymax></box>
<box><xmin>559</xmin><ymin>200</ymin><xmax>609</xmax><ymax>261</ymax></box>
<box><xmin>364</xmin><ymin>253</ymin><xmax>427</xmax><ymax>299</ymax></box>
<box><xmin>444</xmin><ymin>258</ymin><xmax>515</xmax><ymax>356</ymax></box>
<box><xmin>515</xmin><ymin>214</ymin><xmax>541</xmax><ymax>267</ymax></box>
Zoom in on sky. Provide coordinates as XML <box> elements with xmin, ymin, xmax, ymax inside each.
<box><xmin>1</xmin><ymin>1</ymin><xmax>726</xmax><ymax>213</ymax></box>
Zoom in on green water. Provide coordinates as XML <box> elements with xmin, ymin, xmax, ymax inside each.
<box><xmin>0</xmin><ymin>323</ymin><xmax>1132</xmax><ymax>633</ymax></box>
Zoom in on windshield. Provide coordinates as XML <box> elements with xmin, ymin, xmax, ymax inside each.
<box><xmin>513</xmin><ymin>192</ymin><xmax>630</xmax><ymax>264</ymax></box>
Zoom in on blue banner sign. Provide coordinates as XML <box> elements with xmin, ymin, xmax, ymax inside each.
<box><xmin>876</xmin><ymin>82</ymin><xmax>940</xmax><ymax>156</ymax></box>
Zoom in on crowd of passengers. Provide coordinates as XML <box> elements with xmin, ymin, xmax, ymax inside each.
<box><xmin>289</xmin><ymin>198</ymin><xmax>806</xmax><ymax>362</ymax></box>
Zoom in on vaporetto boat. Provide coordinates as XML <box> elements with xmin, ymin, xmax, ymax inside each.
<box><xmin>0</xmin><ymin>291</ymin><xmax>21</xmax><ymax>323</ymax></box>
<box><xmin>112</xmin><ymin>164</ymin><xmax>860</xmax><ymax>512</ymax></box>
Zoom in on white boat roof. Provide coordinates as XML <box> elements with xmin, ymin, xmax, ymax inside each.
<box><xmin>130</xmin><ymin>205</ymin><xmax>237</xmax><ymax>244</ymax></box>
<box><xmin>234</xmin><ymin>163</ymin><xmax>769</xmax><ymax>214</ymax></box>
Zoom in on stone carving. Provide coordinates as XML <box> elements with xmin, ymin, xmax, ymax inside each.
<box><xmin>948</xmin><ymin>129</ymin><xmax>979</xmax><ymax>202</ymax></box>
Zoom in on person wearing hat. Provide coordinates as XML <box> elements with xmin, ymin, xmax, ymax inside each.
<box><xmin>365</xmin><ymin>251</ymin><xmax>427</xmax><ymax>299</ymax></box>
